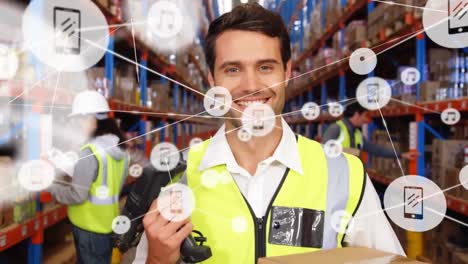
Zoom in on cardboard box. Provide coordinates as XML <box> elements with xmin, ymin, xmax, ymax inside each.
<box><xmin>0</xmin><ymin>202</ymin><xmax>13</xmax><ymax>228</ymax></box>
<box><xmin>419</xmin><ymin>81</ymin><xmax>440</xmax><ymax>102</ymax></box>
<box><xmin>454</xmin><ymin>252</ymin><xmax>468</xmax><ymax>264</ymax></box>
<box><xmin>432</xmin><ymin>140</ymin><xmax>468</xmax><ymax>168</ymax></box>
<box><xmin>258</xmin><ymin>247</ymin><xmax>425</xmax><ymax>264</ymax></box>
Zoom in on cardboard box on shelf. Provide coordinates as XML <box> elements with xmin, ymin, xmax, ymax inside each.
<box><xmin>115</xmin><ymin>77</ymin><xmax>136</xmax><ymax>103</ymax></box>
<box><xmin>0</xmin><ymin>202</ymin><xmax>13</xmax><ymax>228</ymax></box>
<box><xmin>419</xmin><ymin>81</ymin><xmax>440</xmax><ymax>102</ymax></box>
<box><xmin>258</xmin><ymin>247</ymin><xmax>425</xmax><ymax>264</ymax></box>
<box><xmin>151</xmin><ymin>83</ymin><xmax>170</xmax><ymax>112</ymax></box>
<box><xmin>445</xmin><ymin>167</ymin><xmax>462</xmax><ymax>197</ymax></box>
<box><xmin>454</xmin><ymin>251</ymin><xmax>468</xmax><ymax>264</ymax></box>
<box><xmin>432</xmin><ymin>140</ymin><xmax>468</xmax><ymax>168</ymax></box>
<box><xmin>13</xmin><ymin>198</ymin><xmax>36</xmax><ymax>223</ymax></box>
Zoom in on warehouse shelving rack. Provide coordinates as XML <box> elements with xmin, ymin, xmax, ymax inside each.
<box><xmin>0</xmin><ymin>1</ymin><xmax>218</xmax><ymax>263</ymax></box>
<box><xmin>276</xmin><ymin>0</ymin><xmax>468</xmax><ymax>259</ymax></box>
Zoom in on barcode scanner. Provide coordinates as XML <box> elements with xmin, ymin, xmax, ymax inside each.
<box><xmin>114</xmin><ymin>162</ymin><xmax>212</xmax><ymax>263</ymax></box>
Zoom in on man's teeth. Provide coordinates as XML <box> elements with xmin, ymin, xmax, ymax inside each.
<box><xmin>237</xmin><ymin>100</ymin><xmax>267</xmax><ymax>106</ymax></box>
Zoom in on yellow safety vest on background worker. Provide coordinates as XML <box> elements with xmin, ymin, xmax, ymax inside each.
<box><xmin>68</xmin><ymin>143</ymin><xmax>128</xmax><ymax>234</ymax></box>
<box><xmin>186</xmin><ymin>135</ymin><xmax>365</xmax><ymax>264</ymax></box>
<box><xmin>336</xmin><ymin>120</ymin><xmax>363</xmax><ymax>149</ymax></box>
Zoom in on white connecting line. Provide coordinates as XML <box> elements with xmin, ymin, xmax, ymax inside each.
<box><xmin>371</xmin><ymin>0</ymin><xmax>447</xmax><ymax>13</ymax></box>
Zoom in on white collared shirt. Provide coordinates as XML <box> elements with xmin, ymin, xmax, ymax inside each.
<box><xmin>133</xmin><ymin>119</ymin><xmax>405</xmax><ymax>263</ymax></box>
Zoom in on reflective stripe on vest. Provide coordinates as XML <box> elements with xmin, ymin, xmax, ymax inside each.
<box><xmin>67</xmin><ymin>143</ymin><xmax>128</xmax><ymax>233</ymax></box>
<box><xmin>336</xmin><ymin>120</ymin><xmax>363</xmax><ymax>149</ymax></box>
<box><xmin>186</xmin><ymin>135</ymin><xmax>365</xmax><ymax>263</ymax></box>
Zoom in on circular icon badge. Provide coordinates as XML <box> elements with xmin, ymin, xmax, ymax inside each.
<box><xmin>328</xmin><ymin>102</ymin><xmax>344</xmax><ymax>117</ymax></box>
<box><xmin>158</xmin><ymin>183</ymin><xmax>195</xmax><ymax>222</ymax></box>
<box><xmin>129</xmin><ymin>163</ymin><xmax>143</xmax><ymax>178</ymax></box>
<box><xmin>18</xmin><ymin>160</ymin><xmax>55</xmax><ymax>191</ymax></box>
<box><xmin>331</xmin><ymin>210</ymin><xmax>355</xmax><ymax>234</ymax></box>
<box><xmin>217</xmin><ymin>170</ymin><xmax>232</xmax><ymax>184</ymax></box>
<box><xmin>441</xmin><ymin>108</ymin><xmax>461</xmax><ymax>125</ymax></box>
<box><xmin>323</xmin><ymin>140</ymin><xmax>343</xmax><ymax>158</ymax></box>
<box><xmin>204</xmin><ymin>86</ymin><xmax>232</xmax><ymax>117</ymax></box>
<box><xmin>349</xmin><ymin>48</ymin><xmax>377</xmax><ymax>75</ymax></box>
<box><xmin>22</xmin><ymin>0</ymin><xmax>110</xmax><ymax>72</ymax></box>
<box><xmin>0</xmin><ymin>44</ymin><xmax>19</xmax><ymax>80</ymax></box>
<box><xmin>112</xmin><ymin>215</ymin><xmax>131</xmax><ymax>235</ymax></box>
<box><xmin>237</xmin><ymin>127</ymin><xmax>253</xmax><ymax>142</ymax></box>
<box><xmin>150</xmin><ymin>142</ymin><xmax>180</xmax><ymax>171</ymax></box>
<box><xmin>301</xmin><ymin>102</ymin><xmax>320</xmax><ymax>120</ymax></box>
<box><xmin>383</xmin><ymin>175</ymin><xmax>447</xmax><ymax>232</ymax></box>
<box><xmin>401</xmin><ymin>67</ymin><xmax>421</xmax><ymax>86</ymax></box>
<box><xmin>232</xmin><ymin>216</ymin><xmax>248</xmax><ymax>233</ymax></box>
<box><xmin>95</xmin><ymin>186</ymin><xmax>109</xmax><ymax>199</ymax></box>
<box><xmin>241</xmin><ymin>103</ymin><xmax>276</xmax><ymax>137</ymax></box>
<box><xmin>201</xmin><ymin>169</ymin><xmax>219</xmax><ymax>188</ymax></box>
<box><xmin>460</xmin><ymin>165</ymin><xmax>468</xmax><ymax>190</ymax></box>
<box><xmin>356</xmin><ymin>77</ymin><xmax>392</xmax><ymax>110</ymax></box>
<box><xmin>148</xmin><ymin>1</ymin><xmax>184</xmax><ymax>39</ymax></box>
<box><xmin>423</xmin><ymin>0</ymin><xmax>468</xmax><ymax>48</ymax></box>
<box><xmin>189</xmin><ymin>137</ymin><xmax>203</xmax><ymax>147</ymax></box>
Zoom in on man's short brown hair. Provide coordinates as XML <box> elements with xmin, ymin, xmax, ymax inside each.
<box><xmin>204</xmin><ymin>3</ymin><xmax>291</xmax><ymax>73</ymax></box>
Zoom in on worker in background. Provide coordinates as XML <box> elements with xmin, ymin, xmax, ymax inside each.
<box><xmin>47</xmin><ymin>90</ymin><xmax>129</xmax><ymax>264</ymax></box>
<box><xmin>322</xmin><ymin>103</ymin><xmax>420</xmax><ymax>160</ymax></box>
<box><xmin>134</xmin><ymin>3</ymin><xmax>404</xmax><ymax>264</ymax></box>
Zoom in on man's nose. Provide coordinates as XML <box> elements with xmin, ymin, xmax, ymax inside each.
<box><xmin>240</xmin><ymin>69</ymin><xmax>259</xmax><ymax>94</ymax></box>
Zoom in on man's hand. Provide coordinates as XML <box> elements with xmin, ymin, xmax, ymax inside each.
<box><xmin>143</xmin><ymin>199</ymin><xmax>193</xmax><ymax>264</ymax></box>
<box><xmin>401</xmin><ymin>151</ymin><xmax>420</xmax><ymax>160</ymax></box>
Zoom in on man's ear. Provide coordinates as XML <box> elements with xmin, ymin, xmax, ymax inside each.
<box><xmin>208</xmin><ymin>71</ymin><xmax>215</xmax><ymax>87</ymax></box>
<box><xmin>284</xmin><ymin>60</ymin><xmax>292</xmax><ymax>86</ymax></box>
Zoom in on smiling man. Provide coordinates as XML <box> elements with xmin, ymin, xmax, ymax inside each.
<box><xmin>134</xmin><ymin>3</ymin><xmax>404</xmax><ymax>264</ymax></box>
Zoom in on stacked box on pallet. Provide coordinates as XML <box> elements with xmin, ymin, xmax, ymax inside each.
<box><xmin>325</xmin><ymin>0</ymin><xmax>344</xmax><ymax>29</ymax></box>
<box><xmin>431</xmin><ymin>139</ymin><xmax>468</xmax><ymax>200</ymax></box>
<box><xmin>151</xmin><ymin>81</ymin><xmax>170</xmax><ymax>112</ymax></box>
<box><xmin>367</xmin><ymin>3</ymin><xmax>385</xmax><ymax>42</ymax></box>
<box><xmin>453</xmin><ymin>252</ymin><xmax>468</xmax><ymax>264</ymax></box>
<box><xmin>426</xmin><ymin>220</ymin><xmax>468</xmax><ymax>264</ymax></box>
<box><xmin>429</xmin><ymin>48</ymin><xmax>452</xmax><ymax>82</ymax></box>
<box><xmin>0</xmin><ymin>201</ymin><xmax>13</xmax><ymax>228</ymax></box>
<box><xmin>413</xmin><ymin>0</ymin><xmax>428</xmax><ymax>19</ymax></box>
<box><xmin>310</xmin><ymin>3</ymin><xmax>324</xmax><ymax>45</ymax></box>
<box><xmin>13</xmin><ymin>192</ymin><xmax>36</xmax><ymax>223</ymax></box>
<box><xmin>345</xmin><ymin>20</ymin><xmax>367</xmax><ymax>51</ymax></box>
<box><xmin>419</xmin><ymin>81</ymin><xmax>442</xmax><ymax>102</ymax></box>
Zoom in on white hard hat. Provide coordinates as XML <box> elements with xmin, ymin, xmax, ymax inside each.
<box><xmin>69</xmin><ymin>90</ymin><xmax>110</xmax><ymax>118</ymax></box>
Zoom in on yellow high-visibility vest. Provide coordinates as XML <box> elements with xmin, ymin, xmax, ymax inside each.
<box><xmin>185</xmin><ymin>135</ymin><xmax>365</xmax><ymax>263</ymax></box>
<box><xmin>336</xmin><ymin>120</ymin><xmax>363</xmax><ymax>149</ymax></box>
<box><xmin>68</xmin><ymin>143</ymin><xmax>128</xmax><ymax>234</ymax></box>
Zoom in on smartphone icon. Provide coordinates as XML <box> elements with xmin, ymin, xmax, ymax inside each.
<box><xmin>404</xmin><ymin>186</ymin><xmax>424</xmax><ymax>220</ymax></box>
<box><xmin>53</xmin><ymin>7</ymin><xmax>81</xmax><ymax>54</ymax></box>
<box><xmin>170</xmin><ymin>190</ymin><xmax>183</xmax><ymax>214</ymax></box>
<box><xmin>448</xmin><ymin>0</ymin><xmax>468</xmax><ymax>34</ymax></box>
<box><xmin>367</xmin><ymin>83</ymin><xmax>380</xmax><ymax>104</ymax></box>
<box><xmin>253</xmin><ymin>109</ymin><xmax>265</xmax><ymax>130</ymax></box>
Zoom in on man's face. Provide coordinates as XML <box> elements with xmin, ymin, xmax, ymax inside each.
<box><xmin>356</xmin><ymin>112</ymin><xmax>369</xmax><ymax>127</ymax></box>
<box><xmin>208</xmin><ymin>30</ymin><xmax>291</xmax><ymax>128</ymax></box>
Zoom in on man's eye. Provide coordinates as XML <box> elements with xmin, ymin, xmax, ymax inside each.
<box><xmin>226</xmin><ymin>67</ymin><xmax>239</xmax><ymax>73</ymax></box>
<box><xmin>260</xmin><ymin>65</ymin><xmax>273</xmax><ymax>72</ymax></box>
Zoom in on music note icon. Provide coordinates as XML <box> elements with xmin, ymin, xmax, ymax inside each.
<box><xmin>406</xmin><ymin>71</ymin><xmax>417</xmax><ymax>83</ymax></box>
<box><xmin>444</xmin><ymin>111</ymin><xmax>457</xmax><ymax>122</ymax></box>
<box><xmin>209</xmin><ymin>94</ymin><xmax>226</xmax><ymax>110</ymax></box>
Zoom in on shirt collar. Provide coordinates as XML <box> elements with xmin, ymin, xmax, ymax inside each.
<box><xmin>198</xmin><ymin>118</ymin><xmax>304</xmax><ymax>175</ymax></box>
